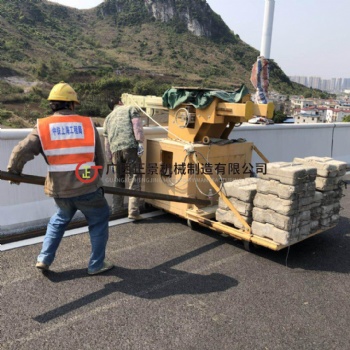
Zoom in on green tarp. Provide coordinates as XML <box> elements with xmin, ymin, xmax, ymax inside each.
<box><xmin>162</xmin><ymin>84</ymin><xmax>250</xmax><ymax>110</ymax></box>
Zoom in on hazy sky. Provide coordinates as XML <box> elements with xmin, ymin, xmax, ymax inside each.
<box><xmin>48</xmin><ymin>0</ymin><xmax>349</xmax><ymax>79</ymax></box>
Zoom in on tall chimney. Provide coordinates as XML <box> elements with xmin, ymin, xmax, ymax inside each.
<box><xmin>260</xmin><ymin>0</ymin><xmax>275</xmax><ymax>59</ymax></box>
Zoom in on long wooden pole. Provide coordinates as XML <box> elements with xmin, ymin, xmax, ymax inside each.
<box><xmin>0</xmin><ymin>170</ymin><xmax>211</xmax><ymax>206</ymax></box>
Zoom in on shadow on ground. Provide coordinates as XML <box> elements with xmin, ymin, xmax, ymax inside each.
<box><xmin>34</xmin><ymin>240</ymin><xmax>238</xmax><ymax>323</ymax></box>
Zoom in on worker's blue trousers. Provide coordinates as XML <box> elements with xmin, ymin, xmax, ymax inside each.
<box><xmin>37</xmin><ymin>188</ymin><xmax>109</xmax><ymax>273</ymax></box>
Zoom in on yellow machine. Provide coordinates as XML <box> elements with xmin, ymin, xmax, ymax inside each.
<box><xmin>123</xmin><ymin>88</ymin><xmax>285</xmax><ymax>251</ymax></box>
<box><xmin>123</xmin><ymin>87</ymin><xmax>344</xmax><ymax>251</ymax></box>
<box><xmin>144</xmin><ymin>93</ymin><xmax>274</xmax><ymax>216</ymax></box>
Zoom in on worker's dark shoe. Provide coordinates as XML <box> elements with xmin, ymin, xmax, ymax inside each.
<box><xmin>36</xmin><ymin>261</ymin><xmax>50</xmax><ymax>271</ymax></box>
<box><xmin>88</xmin><ymin>261</ymin><xmax>114</xmax><ymax>275</ymax></box>
<box><xmin>128</xmin><ymin>214</ymin><xmax>143</xmax><ymax>221</ymax></box>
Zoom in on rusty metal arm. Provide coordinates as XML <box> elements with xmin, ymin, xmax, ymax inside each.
<box><xmin>216</xmin><ymin>101</ymin><xmax>274</xmax><ymax>120</ymax></box>
<box><xmin>0</xmin><ymin>170</ymin><xmax>211</xmax><ymax>206</ymax></box>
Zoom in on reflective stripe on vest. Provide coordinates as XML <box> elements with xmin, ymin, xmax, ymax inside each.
<box><xmin>37</xmin><ymin>115</ymin><xmax>96</xmax><ymax>172</ymax></box>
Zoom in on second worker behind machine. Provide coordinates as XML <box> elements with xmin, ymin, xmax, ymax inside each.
<box><xmin>103</xmin><ymin>97</ymin><xmax>145</xmax><ymax>220</ymax></box>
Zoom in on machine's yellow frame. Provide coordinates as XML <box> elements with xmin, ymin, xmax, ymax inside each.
<box><xmin>124</xmin><ymin>91</ymin><xmax>334</xmax><ymax>251</ymax></box>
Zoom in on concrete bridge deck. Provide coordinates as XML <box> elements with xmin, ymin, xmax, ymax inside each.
<box><xmin>1</xmin><ymin>176</ymin><xmax>349</xmax><ymax>350</ymax></box>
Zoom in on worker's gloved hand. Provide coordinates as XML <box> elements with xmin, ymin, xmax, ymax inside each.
<box><xmin>137</xmin><ymin>143</ymin><xmax>144</xmax><ymax>157</ymax></box>
<box><xmin>9</xmin><ymin>181</ymin><xmax>20</xmax><ymax>185</ymax></box>
<box><xmin>7</xmin><ymin>170</ymin><xmax>21</xmax><ymax>185</ymax></box>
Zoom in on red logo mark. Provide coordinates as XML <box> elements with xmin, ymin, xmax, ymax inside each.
<box><xmin>75</xmin><ymin>162</ymin><xmax>103</xmax><ymax>183</ymax></box>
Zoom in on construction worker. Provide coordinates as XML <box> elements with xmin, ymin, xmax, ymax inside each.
<box><xmin>103</xmin><ymin>97</ymin><xmax>144</xmax><ymax>220</ymax></box>
<box><xmin>7</xmin><ymin>82</ymin><xmax>114</xmax><ymax>275</ymax></box>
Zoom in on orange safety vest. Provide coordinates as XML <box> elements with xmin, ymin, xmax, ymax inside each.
<box><xmin>37</xmin><ymin>115</ymin><xmax>96</xmax><ymax>172</ymax></box>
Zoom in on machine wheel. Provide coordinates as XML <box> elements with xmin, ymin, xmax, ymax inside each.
<box><xmin>243</xmin><ymin>240</ymin><xmax>259</xmax><ymax>252</ymax></box>
<box><xmin>187</xmin><ymin>219</ymin><xmax>200</xmax><ymax>231</ymax></box>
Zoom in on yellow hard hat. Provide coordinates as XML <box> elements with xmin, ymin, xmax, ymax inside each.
<box><xmin>47</xmin><ymin>81</ymin><xmax>80</xmax><ymax>104</ymax></box>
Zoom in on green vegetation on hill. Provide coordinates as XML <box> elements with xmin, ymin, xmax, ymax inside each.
<box><xmin>0</xmin><ymin>0</ymin><xmax>331</xmax><ymax>127</ymax></box>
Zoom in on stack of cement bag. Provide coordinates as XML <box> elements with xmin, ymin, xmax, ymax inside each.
<box><xmin>216</xmin><ymin>178</ymin><xmax>258</xmax><ymax>229</ymax></box>
<box><xmin>252</xmin><ymin>162</ymin><xmax>317</xmax><ymax>245</ymax></box>
<box><xmin>216</xmin><ymin>157</ymin><xmax>346</xmax><ymax>246</ymax></box>
<box><xmin>293</xmin><ymin>157</ymin><xmax>346</xmax><ymax>232</ymax></box>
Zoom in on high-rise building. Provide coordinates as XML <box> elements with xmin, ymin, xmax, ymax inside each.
<box><xmin>335</xmin><ymin>78</ymin><xmax>343</xmax><ymax>92</ymax></box>
<box><xmin>309</xmin><ymin>76</ymin><xmax>322</xmax><ymax>89</ymax></box>
<box><xmin>330</xmin><ymin>78</ymin><xmax>337</xmax><ymax>91</ymax></box>
<box><xmin>288</xmin><ymin>76</ymin><xmax>350</xmax><ymax>92</ymax></box>
<box><xmin>343</xmin><ymin>78</ymin><xmax>350</xmax><ymax>90</ymax></box>
<box><xmin>321</xmin><ymin>80</ymin><xmax>331</xmax><ymax>91</ymax></box>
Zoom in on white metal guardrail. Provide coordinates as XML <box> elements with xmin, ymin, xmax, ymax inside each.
<box><xmin>1</xmin><ymin>123</ymin><xmax>349</xmax><ymax>235</ymax></box>
<box><xmin>233</xmin><ymin>123</ymin><xmax>350</xmax><ymax>166</ymax></box>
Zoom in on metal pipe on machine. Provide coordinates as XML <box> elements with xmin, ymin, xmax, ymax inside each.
<box><xmin>260</xmin><ymin>0</ymin><xmax>275</xmax><ymax>59</ymax></box>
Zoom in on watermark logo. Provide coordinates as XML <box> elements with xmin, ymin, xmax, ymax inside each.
<box><xmin>75</xmin><ymin>162</ymin><xmax>102</xmax><ymax>184</ymax></box>
<box><xmin>106</xmin><ymin>162</ymin><xmax>267</xmax><ymax>176</ymax></box>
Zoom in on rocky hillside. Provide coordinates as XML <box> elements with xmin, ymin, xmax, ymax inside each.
<box><xmin>0</xmin><ymin>0</ymin><xmax>323</xmax><ymax>127</ymax></box>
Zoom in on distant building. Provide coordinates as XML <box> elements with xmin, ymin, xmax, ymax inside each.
<box><xmin>295</xmin><ymin>107</ymin><xmax>317</xmax><ymax>124</ymax></box>
<box><xmin>309</xmin><ymin>76</ymin><xmax>322</xmax><ymax>90</ymax></box>
<box><xmin>289</xmin><ymin>75</ymin><xmax>350</xmax><ymax>93</ymax></box>
<box><xmin>321</xmin><ymin>79</ymin><xmax>331</xmax><ymax>91</ymax></box>
<box><xmin>290</xmin><ymin>76</ymin><xmax>309</xmax><ymax>86</ymax></box>
<box><xmin>275</xmin><ymin>94</ymin><xmax>350</xmax><ymax>123</ymax></box>
<box><xmin>294</xmin><ymin>106</ymin><xmax>327</xmax><ymax>124</ymax></box>
<box><xmin>326</xmin><ymin>108</ymin><xmax>350</xmax><ymax>122</ymax></box>
<box><xmin>291</xmin><ymin>98</ymin><xmax>315</xmax><ymax>110</ymax></box>
<box><xmin>343</xmin><ymin>78</ymin><xmax>350</xmax><ymax>90</ymax></box>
